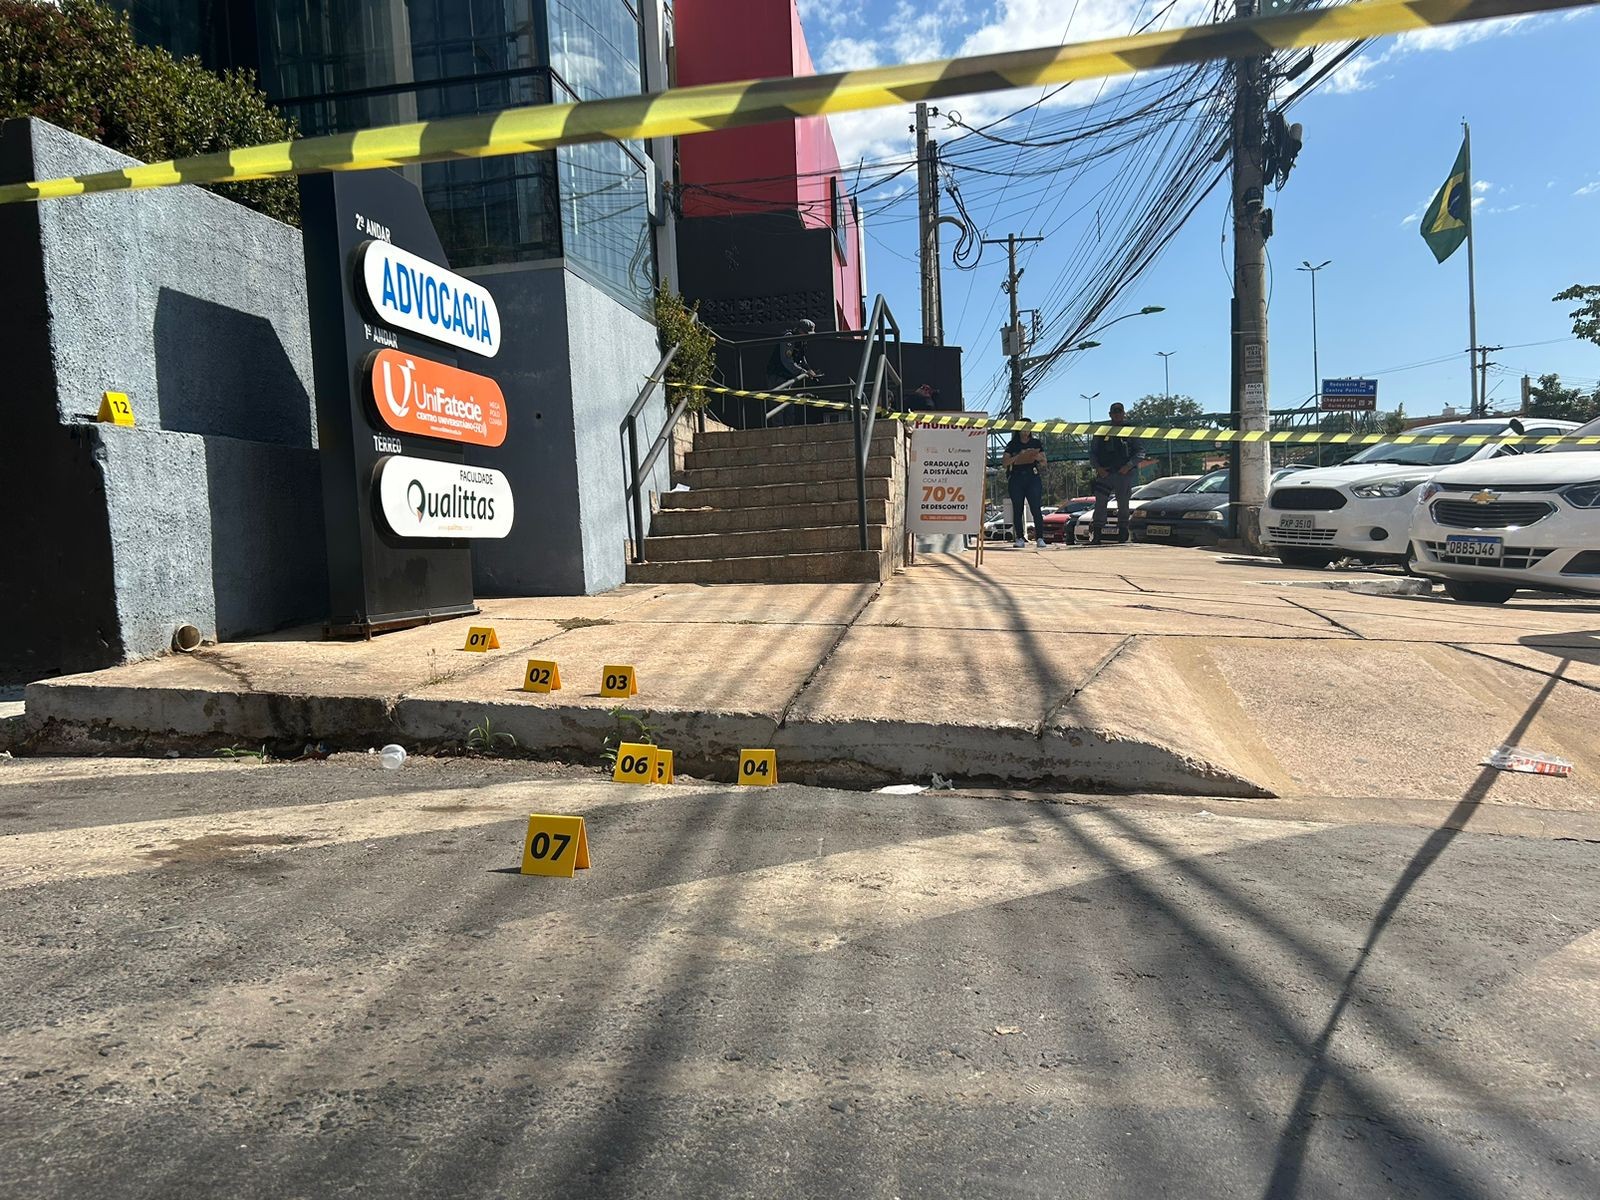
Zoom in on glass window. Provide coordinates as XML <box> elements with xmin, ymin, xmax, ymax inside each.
<box><xmin>546</xmin><ymin>0</ymin><xmax>642</xmax><ymax>101</ymax></box>
<box><xmin>558</xmin><ymin>139</ymin><xmax>654</xmax><ymax>310</ymax></box>
<box><xmin>249</xmin><ymin>0</ymin><xmax>651</xmax><ymax>291</ymax></box>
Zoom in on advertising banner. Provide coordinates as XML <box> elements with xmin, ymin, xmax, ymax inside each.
<box><xmin>359</xmin><ymin>240</ymin><xmax>500</xmax><ymax>357</ymax></box>
<box><xmin>909</xmin><ymin>420</ymin><xmax>986</xmax><ymax>536</ymax></box>
<box><xmin>376</xmin><ymin>456</ymin><xmax>514</xmax><ymax>539</ymax></box>
<box><xmin>367</xmin><ymin>349</ymin><xmax>508</xmax><ymax>446</ymax></box>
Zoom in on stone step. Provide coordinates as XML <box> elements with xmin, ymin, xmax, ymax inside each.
<box><xmin>641</xmin><ymin>524</ymin><xmax>886</xmax><ymax>563</ymax></box>
<box><xmin>693</xmin><ymin>421</ymin><xmax>898</xmax><ymax>452</ymax></box>
<box><xmin>685</xmin><ymin>433</ymin><xmax>897</xmax><ymax>471</ymax></box>
<box><xmin>683</xmin><ymin>453</ymin><xmax>897</xmax><ymax>492</ymax></box>
<box><xmin>625</xmin><ymin>549</ymin><xmax>885</xmax><ymax>585</ymax></box>
<box><xmin>658</xmin><ymin>476</ymin><xmax>893</xmax><ymax>511</ymax></box>
<box><xmin>649</xmin><ymin>498</ymin><xmax>890</xmax><ymax>536</ymax></box>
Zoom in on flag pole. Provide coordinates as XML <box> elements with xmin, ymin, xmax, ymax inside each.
<box><xmin>1463</xmin><ymin>119</ymin><xmax>1480</xmax><ymax>416</ymax></box>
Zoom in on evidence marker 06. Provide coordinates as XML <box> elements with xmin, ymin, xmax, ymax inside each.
<box><xmin>359</xmin><ymin>240</ymin><xmax>500</xmax><ymax>357</ymax></box>
<box><xmin>376</xmin><ymin>455</ymin><xmax>515</xmax><ymax>539</ymax></box>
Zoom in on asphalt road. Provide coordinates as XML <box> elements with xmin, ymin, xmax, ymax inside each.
<box><xmin>2</xmin><ymin>755</ymin><xmax>1598</xmax><ymax>1198</ymax></box>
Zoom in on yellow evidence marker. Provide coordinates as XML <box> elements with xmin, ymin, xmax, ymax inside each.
<box><xmin>97</xmin><ymin>391</ymin><xmax>135</xmax><ymax>426</ymax></box>
<box><xmin>652</xmin><ymin>748</ymin><xmax>674</xmax><ymax>785</ymax></box>
<box><xmin>611</xmin><ymin>742</ymin><xmax>655</xmax><ymax>785</ymax></box>
<box><xmin>462</xmin><ymin>626</ymin><xmax>500</xmax><ymax>651</ymax></box>
<box><xmin>523</xmin><ymin>660</ymin><xmax>561</xmax><ymax>693</ymax></box>
<box><xmin>519</xmin><ymin>814</ymin><xmax>590</xmax><ymax>878</ymax></box>
<box><xmin>738</xmin><ymin>749</ymin><xmax>777</xmax><ymax>786</ymax></box>
<box><xmin>600</xmin><ymin>664</ymin><xmax>638</xmax><ymax>698</ymax></box>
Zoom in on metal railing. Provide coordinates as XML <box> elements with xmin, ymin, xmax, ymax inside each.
<box><xmin>850</xmin><ymin>297</ymin><xmax>901</xmax><ymax>550</ymax></box>
<box><xmin>621</xmin><ymin>300</ymin><xmax>904</xmax><ymax>565</ymax></box>
<box><xmin>621</xmin><ymin>342</ymin><xmax>682</xmax><ymax>565</ymax></box>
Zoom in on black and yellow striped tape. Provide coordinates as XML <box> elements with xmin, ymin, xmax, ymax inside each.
<box><xmin>674</xmin><ymin>383</ymin><xmax>1600</xmax><ymax>448</ymax></box>
<box><xmin>1</xmin><ymin>0</ymin><xmax>1589</xmax><ymax>206</ymax></box>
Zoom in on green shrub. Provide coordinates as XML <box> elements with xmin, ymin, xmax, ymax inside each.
<box><xmin>653</xmin><ymin>287</ymin><xmax>718</xmax><ymax>411</ymax></box>
<box><xmin>0</xmin><ymin>0</ymin><xmax>299</xmax><ymax>224</ymax></box>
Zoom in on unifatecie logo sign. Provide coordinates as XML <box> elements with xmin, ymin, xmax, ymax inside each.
<box><xmin>376</xmin><ymin>456</ymin><xmax>515</xmax><ymax>539</ymax></box>
<box><xmin>367</xmin><ymin>349</ymin><xmax>508</xmax><ymax>447</ymax></box>
<box><xmin>359</xmin><ymin>241</ymin><xmax>500</xmax><ymax>357</ymax></box>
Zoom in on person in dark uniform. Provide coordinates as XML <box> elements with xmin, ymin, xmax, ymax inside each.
<box><xmin>766</xmin><ymin>319</ymin><xmax>819</xmax><ymax>391</ymax></box>
<box><xmin>1088</xmin><ymin>402</ymin><xmax>1142</xmax><ymax>545</ymax></box>
<box><xmin>1002</xmin><ymin>428</ymin><xmax>1048</xmax><ymax>548</ymax></box>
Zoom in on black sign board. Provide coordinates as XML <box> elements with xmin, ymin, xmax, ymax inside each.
<box><xmin>300</xmin><ymin>169</ymin><xmax>483</xmax><ymax>636</ymax></box>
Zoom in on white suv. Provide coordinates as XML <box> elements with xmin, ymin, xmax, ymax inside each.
<box><xmin>1409</xmin><ymin>414</ymin><xmax>1600</xmax><ymax>603</ymax></box>
<box><xmin>1262</xmin><ymin>417</ymin><xmax>1579</xmax><ymax>568</ymax></box>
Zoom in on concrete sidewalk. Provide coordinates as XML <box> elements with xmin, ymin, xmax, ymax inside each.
<box><xmin>19</xmin><ymin>545</ymin><xmax>1600</xmax><ymax>803</ymax></box>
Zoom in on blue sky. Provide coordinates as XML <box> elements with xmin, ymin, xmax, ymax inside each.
<box><xmin>794</xmin><ymin>0</ymin><xmax>1600</xmax><ymax>423</ymax></box>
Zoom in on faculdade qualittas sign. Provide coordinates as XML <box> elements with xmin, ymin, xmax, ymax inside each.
<box><xmin>377</xmin><ymin>455</ymin><xmax>515</xmax><ymax>539</ymax></box>
<box><xmin>909</xmin><ymin>420</ymin><xmax>987</xmax><ymax>535</ymax></box>
<box><xmin>360</xmin><ymin>240</ymin><xmax>500</xmax><ymax>357</ymax></box>
<box><xmin>368</xmin><ymin>349</ymin><xmax>508</xmax><ymax>446</ymax></box>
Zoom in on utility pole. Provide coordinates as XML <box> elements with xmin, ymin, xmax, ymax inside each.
<box><xmin>1231</xmin><ymin>0</ymin><xmax>1272</xmax><ymax>550</ymax></box>
<box><xmin>1476</xmin><ymin>345</ymin><xmax>1502</xmax><ymax>414</ymax></box>
<box><xmin>915</xmin><ymin>103</ymin><xmax>941</xmax><ymax>346</ymax></box>
<box><xmin>985</xmin><ymin>233</ymin><xmax>1044</xmax><ymax>420</ymax></box>
<box><xmin>1520</xmin><ymin>373</ymin><xmax>1531</xmax><ymax>414</ymax></box>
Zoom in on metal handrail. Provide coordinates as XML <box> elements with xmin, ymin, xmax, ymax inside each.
<box><xmin>622</xmin><ymin>343</ymin><xmax>681</xmax><ymax>565</ymax></box>
<box><xmin>849</xmin><ymin>296</ymin><xmax>902</xmax><ymax>550</ymax></box>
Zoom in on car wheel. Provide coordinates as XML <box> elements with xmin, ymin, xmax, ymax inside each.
<box><xmin>1442</xmin><ymin>580</ymin><xmax>1517</xmax><ymax>605</ymax></box>
<box><xmin>1276</xmin><ymin>549</ymin><xmax>1336</xmax><ymax>570</ymax></box>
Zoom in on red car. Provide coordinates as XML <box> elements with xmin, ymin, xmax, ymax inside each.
<box><xmin>1041</xmin><ymin>497</ymin><xmax>1096</xmax><ymax>543</ymax></box>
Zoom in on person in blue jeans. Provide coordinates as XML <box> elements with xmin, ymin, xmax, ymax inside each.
<box><xmin>1002</xmin><ymin>429</ymin><xmax>1048</xmax><ymax>548</ymax></box>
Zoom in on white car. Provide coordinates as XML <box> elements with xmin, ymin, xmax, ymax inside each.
<box><xmin>1409</xmin><ymin>414</ymin><xmax>1600</xmax><ymax>603</ymax></box>
<box><xmin>1262</xmin><ymin>417</ymin><xmax>1580</xmax><ymax>568</ymax></box>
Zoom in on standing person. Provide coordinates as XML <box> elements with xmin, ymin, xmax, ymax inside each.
<box><xmin>1002</xmin><ymin>427</ymin><xmax>1048</xmax><ymax>549</ymax></box>
<box><xmin>766</xmin><ymin>319</ymin><xmax>819</xmax><ymax>391</ymax></box>
<box><xmin>1088</xmin><ymin>402</ymin><xmax>1142</xmax><ymax>545</ymax></box>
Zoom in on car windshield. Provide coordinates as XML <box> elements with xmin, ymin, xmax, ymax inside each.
<box><xmin>1188</xmin><ymin>471</ymin><xmax>1230</xmax><ymax>495</ymax></box>
<box><xmin>1538</xmin><ymin>416</ymin><xmax>1600</xmax><ymax>452</ymax></box>
<box><xmin>1344</xmin><ymin>423</ymin><xmax>1510</xmax><ymax>467</ymax></box>
<box><xmin>1135</xmin><ymin>477</ymin><xmax>1191</xmax><ymax>499</ymax></box>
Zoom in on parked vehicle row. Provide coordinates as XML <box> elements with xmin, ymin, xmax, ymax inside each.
<box><xmin>970</xmin><ymin>414</ymin><xmax>1599</xmax><ymax>605</ymax></box>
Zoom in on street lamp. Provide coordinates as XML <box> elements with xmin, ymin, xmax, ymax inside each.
<box><xmin>1017</xmin><ymin>306</ymin><xmax>1163</xmax><ymax>374</ymax></box>
<box><xmin>1297</xmin><ymin>259</ymin><xmax>1332</xmax><ymax>464</ymax></box>
<box><xmin>1156</xmin><ymin>351</ymin><xmax>1176</xmax><ymax>474</ymax></box>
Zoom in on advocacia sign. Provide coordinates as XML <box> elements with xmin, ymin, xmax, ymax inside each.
<box><xmin>360</xmin><ymin>241</ymin><xmax>500</xmax><ymax>357</ymax></box>
<box><xmin>367</xmin><ymin>349</ymin><xmax>508</xmax><ymax>447</ymax></box>
<box><xmin>377</xmin><ymin>455</ymin><xmax>515</xmax><ymax>539</ymax></box>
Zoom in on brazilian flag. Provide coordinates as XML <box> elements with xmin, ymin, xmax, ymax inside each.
<box><xmin>1420</xmin><ymin>138</ymin><xmax>1471</xmax><ymax>263</ymax></box>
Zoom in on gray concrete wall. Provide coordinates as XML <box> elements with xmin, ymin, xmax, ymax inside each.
<box><xmin>468</xmin><ymin>263</ymin><xmax>668</xmax><ymax>597</ymax></box>
<box><xmin>1</xmin><ymin>118</ymin><xmax>325</xmax><ymax>682</ymax></box>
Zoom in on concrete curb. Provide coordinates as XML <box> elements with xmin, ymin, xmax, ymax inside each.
<box><xmin>19</xmin><ymin>681</ymin><xmax>1271</xmax><ymax>798</ymax></box>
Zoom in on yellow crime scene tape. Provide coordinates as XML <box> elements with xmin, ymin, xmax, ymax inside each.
<box><xmin>0</xmin><ymin>0</ymin><xmax>1590</xmax><ymax>205</ymax></box>
<box><xmin>671</xmin><ymin>383</ymin><xmax>1600</xmax><ymax>448</ymax></box>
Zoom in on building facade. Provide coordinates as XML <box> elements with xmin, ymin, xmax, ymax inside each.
<box><xmin>671</xmin><ymin>0</ymin><xmax>864</xmax><ymax>335</ymax></box>
<box><xmin>115</xmin><ymin>0</ymin><xmax>671</xmax><ymax>312</ymax></box>
<box><xmin>105</xmin><ymin>0</ymin><xmax>680</xmax><ymax>602</ymax></box>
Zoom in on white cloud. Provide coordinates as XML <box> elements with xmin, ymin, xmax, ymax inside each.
<box><xmin>1401</xmin><ymin>213</ymin><xmax>1420</xmax><ymax>227</ymax></box>
<box><xmin>809</xmin><ymin>0</ymin><xmax>1215</xmax><ymax>165</ymax></box>
<box><xmin>1576</xmin><ymin>180</ymin><xmax>1600</xmax><ymax>197</ymax></box>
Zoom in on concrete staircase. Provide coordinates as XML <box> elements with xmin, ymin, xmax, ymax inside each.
<box><xmin>627</xmin><ymin>421</ymin><xmax>905</xmax><ymax>584</ymax></box>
